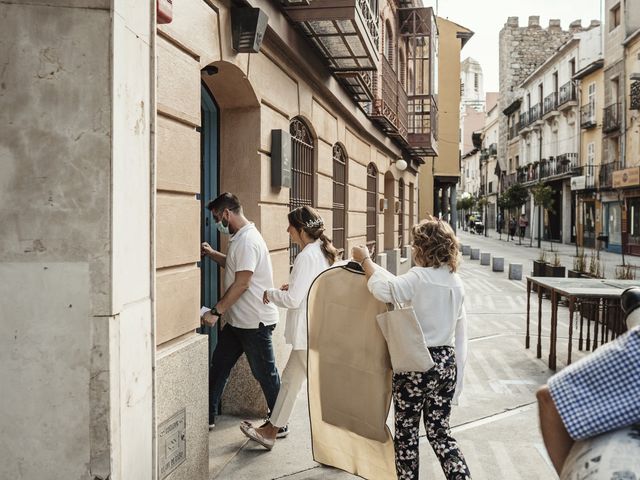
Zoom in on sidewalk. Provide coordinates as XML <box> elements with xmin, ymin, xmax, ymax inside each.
<box><xmin>456</xmin><ymin>229</ymin><xmax>638</xmax><ymax>281</ymax></box>
<box><xmin>208</xmin><ymin>250</ymin><xmax>587</xmax><ymax>479</ymax></box>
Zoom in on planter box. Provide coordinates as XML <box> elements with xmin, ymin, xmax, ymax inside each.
<box><xmin>545</xmin><ymin>264</ymin><xmax>566</xmax><ymax>278</ymax></box>
<box><xmin>533</xmin><ymin>260</ymin><xmax>548</xmax><ymax>277</ymax></box>
<box><xmin>567</xmin><ymin>269</ymin><xmax>588</xmax><ymax>278</ymax></box>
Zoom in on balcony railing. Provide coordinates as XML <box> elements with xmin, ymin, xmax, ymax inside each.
<box><xmin>573</xmin><ymin>164</ymin><xmax>597</xmax><ymax>189</ymax></box>
<box><xmin>529</xmin><ymin>104</ymin><xmax>542</xmax><ymax>124</ymax></box>
<box><xmin>631</xmin><ymin>81</ymin><xmax>640</xmax><ymax>110</ymax></box>
<box><xmin>488</xmin><ymin>143</ymin><xmax>497</xmax><ymax>156</ymax></box>
<box><xmin>370</xmin><ymin>55</ymin><xmax>406</xmax><ymax>137</ymax></box>
<box><xmin>400</xmin><ymin>6</ymin><xmax>437</xmax><ymax>156</ymax></box>
<box><xmin>603</xmin><ymin>103</ymin><xmax>621</xmax><ymax>133</ymax></box>
<box><xmin>599</xmin><ymin>161</ymin><xmax>621</xmax><ymax>189</ymax></box>
<box><xmin>516</xmin><ymin>154</ymin><xmax>579</xmax><ymax>185</ymax></box>
<box><xmin>407</xmin><ymin>95</ymin><xmax>437</xmax><ymax>155</ymax></box>
<box><xmin>508</xmin><ymin>122</ymin><xmax>519</xmax><ymax>140</ymax></box>
<box><xmin>335</xmin><ymin>71</ymin><xmax>373</xmax><ymax>102</ymax></box>
<box><xmin>580</xmin><ymin>104</ymin><xmax>597</xmax><ymax>129</ymax></box>
<box><xmin>286</xmin><ymin>0</ymin><xmax>380</xmax><ymax>71</ymax></box>
<box><xmin>543</xmin><ymin>92</ymin><xmax>558</xmax><ymax>115</ymax></box>
<box><xmin>558</xmin><ymin>81</ymin><xmax>577</xmax><ymax>107</ymax></box>
<box><xmin>518</xmin><ymin>111</ymin><xmax>529</xmax><ymax>131</ymax></box>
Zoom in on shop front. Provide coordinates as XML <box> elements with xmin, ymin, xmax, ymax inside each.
<box><xmin>614</xmin><ymin>168</ymin><xmax>640</xmax><ymax>255</ymax></box>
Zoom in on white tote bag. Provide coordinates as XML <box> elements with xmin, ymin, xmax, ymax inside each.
<box><xmin>376</xmin><ymin>282</ymin><xmax>434</xmax><ymax>373</ymax></box>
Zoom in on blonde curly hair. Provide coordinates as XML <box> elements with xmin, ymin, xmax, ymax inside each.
<box><xmin>411</xmin><ymin>216</ymin><xmax>460</xmax><ymax>272</ymax></box>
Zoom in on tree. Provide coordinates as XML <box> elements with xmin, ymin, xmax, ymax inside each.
<box><xmin>457</xmin><ymin>195</ymin><xmax>476</xmax><ymax>231</ymax></box>
<box><xmin>501</xmin><ymin>184</ymin><xmax>529</xmax><ymax>244</ymax></box>
<box><xmin>531</xmin><ymin>182</ymin><xmax>555</xmax><ymax>250</ymax></box>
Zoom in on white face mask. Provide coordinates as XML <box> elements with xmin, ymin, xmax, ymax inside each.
<box><xmin>214</xmin><ymin>211</ymin><xmax>230</xmax><ymax>235</ymax></box>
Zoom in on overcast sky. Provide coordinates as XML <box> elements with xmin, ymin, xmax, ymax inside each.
<box><xmin>435</xmin><ymin>0</ymin><xmax>604</xmax><ymax>92</ymax></box>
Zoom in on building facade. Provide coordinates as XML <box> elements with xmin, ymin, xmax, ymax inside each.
<box><xmin>574</xmin><ymin>55</ymin><xmax>605</xmax><ymax>250</ymax></box>
<box><xmin>2</xmin><ymin>0</ymin><xmax>440</xmax><ymax>479</ymax></box>
<box><xmin>498</xmin><ymin>16</ymin><xmax>575</xmax><ymax>228</ymax></box>
<box><xmin>420</xmin><ymin>17</ymin><xmax>472</xmax><ymax>226</ymax></box>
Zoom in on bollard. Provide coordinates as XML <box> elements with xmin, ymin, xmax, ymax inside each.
<box><xmin>480</xmin><ymin>253</ymin><xmax>491</xmax><ymax>266</ymax></box>
<box><xmin>509</xmin><ymin>263</ymin><xmax>523</xmax><ymax>280</ymax></box>
<box><xmin>462</xmin><ymin>244</ymin><xmax>471</xmax><ymax>256</ymax></box>
<box><xmin>492</xmin><ymin>257</ymin><xmax>505</xmax><ymax>272</ymax></box>
<box><xmin>470</xmin><ymin>248</ymin><xmax>480</xmax><ymax>260</ymax></box>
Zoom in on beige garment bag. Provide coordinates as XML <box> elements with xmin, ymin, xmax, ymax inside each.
<box><xmin>307</xmin><ymin>264</ymin><xmax>396</xmax><ymax>480</ymax></box>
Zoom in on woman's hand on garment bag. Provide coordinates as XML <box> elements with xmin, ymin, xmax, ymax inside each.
<box><xmin>263</xmin><ymin>290</ymin><xmax>270</xmax><ymax>305</ymax></box>
<box><xmin>351</xmin><ymin>245</ymin><xmax>370</xmax><ymax>263</ymax></box>
<box><xmin>280</xmin><ymin>284</ymin><xmax>289</xmax><ymax>291</ymax></box>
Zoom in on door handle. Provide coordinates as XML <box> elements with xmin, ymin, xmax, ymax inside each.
<box><xmin>205</xmin><ymin>217</ymin><xmax>209</xmax><ymax>227</ymax></box>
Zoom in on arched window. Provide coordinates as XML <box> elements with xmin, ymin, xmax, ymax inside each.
<box><xmin>332</xmin><ymin>144</ymin><xmax>347</xmax><ymax>254</ymax></box>
<box><xmin>384</xmin><ymin>20</ymin><xmax>394</xmax><ymax>66</ymax></box>
<box><xmin>290</xmin><ymin>117</ymin><xmax>315</xmax><ymax>266</ymax></box>
<box><xmin>366</xmin><ymin>163</ymin><xmax>378</xmax><ymax>255</ymax></box>
<box><xmin>398</xmin><ymin>178</ymin><xmax>405</xmax><ymax>247</ymax></box>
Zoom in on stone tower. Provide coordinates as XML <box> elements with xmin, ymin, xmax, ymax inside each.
<box><xmin>498</xmin><ymin>16</ymin><xmax>575</xmax><ymax>168</ymax></box>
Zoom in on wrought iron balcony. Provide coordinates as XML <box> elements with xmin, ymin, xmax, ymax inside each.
<box><xmin>286</xmin><ymin>0</ymin><xmax>380</xmax><ymax>71</ymax></box>
<box><xmin>369</xmin><ymin>55</ymin><xmax>407</xmax><ymax>137</ymax></box>
<box><xmin>631</xmin><ymin>81</ymin><xmax>640</xmax><ymax>110</ymax></box>
<box><xmin>399</xmin><ymin>6</ymin><xmax>437</xmax><ymax>156</ymax></box>
<box><xmin>406</xmin><ymin>94</ymin><xmax>437</xmax><ymax>156</ymax></box>
<box><xmin>529</xmin><ymin>103</ymin><xmax>542</xmax><ymax>125</ymax></box>
<box><xmin>518</xmin><ymin>111</ymin><xmax>529</xmax><ymax>132</ymax></box>
<box><xmin>603</xmin><ymin>103</ymin><xmax>621</xmax><ymax>133</ymax></box>
<box><xmin>572</xmin><ymin>164</ymin><xmax>597</xmax><ymax>190</ymax></box>
<box><xmin>543</xmin><ymin>92</ymin><xmax>558</xmax><ymax>115</ymax></box>
<box><xmin>335</xmin><ymin>71</ymin><xmax>373</xmax><ymax>102</ymax></box>
<box><xmin>599</xmin><ymin>160</ymin><xmax>621</xmax><ymax>189</ymax></box>
<box><xmin>580</xmin><ymin>104</ymin><xmax>597</xmax><ymax>129</ymax></box>
<box><xmin>558</xmin><ymin>81</ymin><xmax>577</xmax><ymax>109</ymax></box>
<box><xmin>508</xmin><ymin>121</ymin><xmax>519</xmax><ymax>140</ymax></box>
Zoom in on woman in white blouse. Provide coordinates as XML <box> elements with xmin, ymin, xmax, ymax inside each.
<box><xmin>240</xmin><ymin>206</ymin><xmax>336</xmax><ymax>450</ymax></box>
<box><xmin>352</xmin><ymin>217</ymin><xmax>471</xmax><ymax>480</ymax></box>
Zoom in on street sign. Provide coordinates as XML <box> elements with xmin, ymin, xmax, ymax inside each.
<box><xmin>613</xmin><ymin>167</ymin><xmax>640</xmax><ymax>188</ymax></box>
<box><xmin>571</xmin><ymin>176</ymin><xmax>586</xmax><ymax>190</ymax></box>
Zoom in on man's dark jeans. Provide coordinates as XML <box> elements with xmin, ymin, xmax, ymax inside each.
<box><xmin>209</xmin><ymin>322</ymin><xmax>281</xmax><ymax>421</ymax></box>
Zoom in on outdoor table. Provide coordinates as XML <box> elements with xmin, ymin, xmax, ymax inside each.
<box><xmin>525</xmin><ymin>277</ymin><xmax>629</xmax><ymax>370</ymax></box>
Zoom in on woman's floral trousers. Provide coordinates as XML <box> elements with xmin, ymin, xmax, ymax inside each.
<box><xmin>392</xmin><ymin>346</ymin><xmax>472</xmax><ymax>480</ymax></box>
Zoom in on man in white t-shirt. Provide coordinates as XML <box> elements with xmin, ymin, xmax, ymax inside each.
<box><xmin>201</xmin><ymin>193</ymin><xmax>280</xmax><ymax>429</ymax></box>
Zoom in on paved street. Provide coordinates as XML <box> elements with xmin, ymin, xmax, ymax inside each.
<box><xmin>206</xmin><ymin>232</ymin><xmax>624</xmax><ymax>479</ymax></box>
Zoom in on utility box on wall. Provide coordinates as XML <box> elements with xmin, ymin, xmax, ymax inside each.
<box><xmin>231</xmin><ymin>7</ymin><xmax>269</xmax><ymax>53</ymax></box>
<box><xmin>271</xmin><ymin>130</ymin><xmax>292</xmax><ymax>189</ymax></box>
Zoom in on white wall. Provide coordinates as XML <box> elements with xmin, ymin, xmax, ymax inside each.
<box><xmin>0</xmin><ymin>2</ymin><xmax>154</xmax><ymax>478</ymax></box>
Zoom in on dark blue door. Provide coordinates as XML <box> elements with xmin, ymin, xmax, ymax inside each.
<box><xmin>200</xmin><ymin>82</ymin><xmax>219</xmax><ymax>363</ymax></box>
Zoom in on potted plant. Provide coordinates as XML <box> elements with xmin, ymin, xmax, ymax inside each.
<box><xmin>568</xmin><ymin>248</ymin><xmax>587</xmax><ymax>278</ymax></box>
<box><xmin>545</xmin><ymin>252</ymin><xmax>566</xmax><ymax>278</ymax></box>
<box><xmin>533</xmin><ymin>250</ymin><xmax>548</xmax><ymax>277</ymax></box>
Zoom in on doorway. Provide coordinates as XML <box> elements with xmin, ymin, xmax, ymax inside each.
<box><xmin>200</xmin><ymin>82</ymin><xmax>220</xmax><ymax>365</ymax></box>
